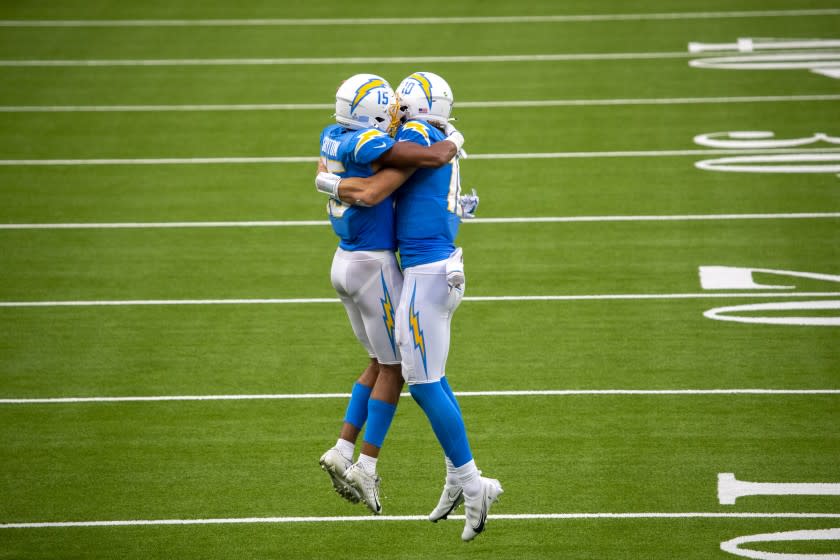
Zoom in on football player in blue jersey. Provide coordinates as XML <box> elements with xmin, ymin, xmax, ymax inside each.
<box><xmin>315</xmin><ymin>72</ymin><xmax>502</xmax><ymax>542</ymax></box>
<box><xmin>316</xmin><ymin>73</ymin><xmax>467</xmax><ymax>515</ymax></box>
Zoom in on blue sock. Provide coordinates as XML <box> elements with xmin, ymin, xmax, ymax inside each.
<box><xmin>440</xmin><ymin>376</ymin><xmax>461</xmax><ymax>415</ymax></box>
<box><xmin>362</xmin><ymin>398</ymin><xmax>398</xmax><ymax>448</ymax></box>
<box><xmin>343</xmin><ymin>382</ymin><xmax>373</xmax><ymax>430</ymax></box>
<box><xmin>409</xmin><ymin>381</ymin><xmax>473</xmax><ymax>467</ymax></box>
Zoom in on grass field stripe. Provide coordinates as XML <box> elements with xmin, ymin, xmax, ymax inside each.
<box><xmin>2</xmin><ymin>213</ymin><xmax>838</xmax><ymax>230</ymax></box>
<box><xmin>467</xmin><ymin>147</ymin><xmax>840</xmax><ymax>160</ymax></box>
<box><xmin>0</xmin><ymin>156</ymin><xmax>314</xmax><ymax>165</ymax></box>
<box><xmin>2</xmin><ymin>389</ymin><xmax>839</xmax><ymax>405</ymax></box>
<box><xmin>3</xmin><ymin>512</ymin><xmax>840</xmax><ymax>529</ymax></box>
<box><xmin>3</xmin><ymin>147</ymin><xmax>840</xmax><ymax>166</ymax></box>
<box><xmin>466</xmin><ymin>293</ymin><xmax>840</xmax><ymax>301</ymax></box>
<box><xmin>2</xmin><ymin>293</ymin><xmax>839</xmax><ymax>308</ymax></box>
<box><xmin>1</xmin><ymin>9</ymin><xmax>838</xmax><ymax>26</ymax></box>
<box><xmin>0</xmin><ymin>220</ymin><xmax>333</xmax><ymax>229</ymax></box>
<box><xmin>471</xmin><ymin>212</ymin><xmax>840</xmax><ymax>223</ymax></box>
<box><xmin>4</xmin><ymin>94</ymin><xmax>840</xmax><ymax>112</ymax></box>
<box><xmin>0</xmin><ymin>52</ymin><xmax>697</xmax><ymax>67</ymax></box>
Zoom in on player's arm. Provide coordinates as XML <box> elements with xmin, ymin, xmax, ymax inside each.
<box><xmin>376</xmin><ymin>123</ymin><xmax>465</xmax><ymax>168</ymax></box>
<box><xmin>315</xmin><ymin>168</ymin><xmax>415</xmax><ymax>207</ymax></box>
<box><xmin>377</xmin><ymin>139</ymin><xmax>455</xmax><ymax>168</ymax></box>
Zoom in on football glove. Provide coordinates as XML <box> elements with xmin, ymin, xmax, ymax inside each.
<box><xmin>459</xmin><ymin>189</ymin><xmax>479</xmax><ymax>219</ymax></box>
<box><xmin>315</xmin><ymin>172</ymin><xmax>341</xmax><ymax>198</ymax></box>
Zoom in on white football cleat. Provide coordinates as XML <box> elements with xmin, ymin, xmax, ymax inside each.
<box><xmin>345</xmin><ymin>462</ymin><xmax>382</xmax><ymax>515</ymax></box>
<box><xmin>461</xmin><ymin>477</ymin><xmax>503</xmax><ymax>541</ymax></box>
<box><xmin>428</xmin><ymin>483</ymin><xmax>464</xmax><ymax>522</ymax></box>
<box><xmin>319</xmin><ymin>448</ymin><xmax>360</xmax><ymax>504</ymax></box>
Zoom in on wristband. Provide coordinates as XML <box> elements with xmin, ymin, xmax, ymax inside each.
<box><xmin>444</xmin><ymin>130</ymin><xmax>465</xmax><ymax>152</ymax></box>
<box><xmin>315</xmin><ymin>172</ymin><xmax>342</xmax><ymax>198</ymax></box>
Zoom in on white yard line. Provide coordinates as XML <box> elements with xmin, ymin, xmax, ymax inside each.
<box><xmin>3</xmin><ymin>94</ymin><xmax>840</xmax><ymax>112</ymax></box>
<box><xmin>2</xmin><ymin>389</ymin><xmax>838</xmax><ymax>405</ymax></box>
<box><xmin>2</xmin><ymin>147</ymin><xmax>840</xmax><ymax>166</ymax></box>
<box><xmin>1</xmin><ymin>9</ymin><xmax>837</xmax><ymax>26</ymax></box>
<box><xmin>2</xmin><ymin>213</ymin><xmax>838</xmax><ymax>230</ymax></box>
<box><xmin>0</xmin><ymin>51</ymin><xmax>694</xmax><ymax>67</ymax></box>
<box><xmin>2</xmin><ymin>292</ymin><xmax>839</xmax><ymax>308</ymax></box>
<box><xmin>0</xmin><ymin>156</ymin><xmax>312</xmax><ymax>165</ymax></box>
<box><xmin>2</xmin><ymin>512</ymin><xmax>839</xmax><ymax>529</ymax></box>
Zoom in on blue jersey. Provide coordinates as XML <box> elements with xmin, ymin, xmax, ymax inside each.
<box><xmin>393</xmin><ymin>120</ymin><xmax>461</xmax><ymax>269</ymax></box>
<box><xmin>319</xmin><ymin>124</ymin><xmax>397</xmax><ymax>251</ymax></box>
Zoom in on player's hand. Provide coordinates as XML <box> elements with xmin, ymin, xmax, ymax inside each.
<box><xmin>459</xmin><ymin>188</ymin><xmax>479</xmax><ymax>218</ymax></box>
<box><xmin>315</xmin><ymin>172</ymin><xmax>341</xmax><ymax>198</ymax></box>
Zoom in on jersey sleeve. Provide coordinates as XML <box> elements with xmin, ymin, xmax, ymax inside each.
<box><xmin>349</xmin><ymin>129</ymin><xmax>396</xmax><ymax>165</ymax></box>
<box><xmin>395</xmin><ymin>121</ymin><xmax>432</xmax><ymax>147</ymax></box>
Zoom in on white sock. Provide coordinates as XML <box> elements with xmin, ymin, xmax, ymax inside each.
<box><xmin>335</xmin><ymin>438</ymin><xmax>355</xmax><ymax>461</ymax></box>
<box><xmin>357</xmin><ymin>453</ymin><xmax>378</xmax><ymax>475</ymax></box>
<box><xmin>453</xmin><ymin>459</ymin><xmax>481</xmax><ymax>498</ymax></box>
<box><xmin>445</xmin><ymin>456</ymin><xmax>458</xmax><ymax>486</ymax></box>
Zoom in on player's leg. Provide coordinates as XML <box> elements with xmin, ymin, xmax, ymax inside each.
<box><xmin>345</xmin><ymin>361</ymin><xmax>403</xmax><ymax>515</ymax></box>
<box><xmin>397</xmin><ymin>259</ymin><xmax>502</xmax><ymax>539</ymax></box>
<box><xmin>397</xmin><ymin>264</ymin><xmax>475</xmax><ymax>480</ymax></box>
<box><xmin>320</xmin><ymin>249</ymin><xmax>380</xmax><ymax>503</ymax></box>
<box><xmin>343</xmin><ymin>251</ymin><xmax>404</xmax><ymax>513</ymax></box>
<box><xmin>427</xmin><ymin>375</ymin><xmax>465</xmax><ymax>521</ymax></box>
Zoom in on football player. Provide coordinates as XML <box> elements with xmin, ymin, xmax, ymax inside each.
<box><xmin>317</xmin><ymin>73</ymin><xmax>466</xmax><ymax>515</ymax></box>
<box><xmin>316</xmin><ymin>72</ymin><xmax>502</xmax><ymax>541</ymax></box>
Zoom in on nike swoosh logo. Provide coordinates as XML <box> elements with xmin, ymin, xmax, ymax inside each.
<box><xmin>471</xmin><ymin>488</ymin><xmax>488</xmax><ymax>532</ymax></box>
<box><xmin>441</xmin><ymin>488</ymin><xmax>464</xmax><ymax>519</ymax></box>
<box><xmin>372</xmin><ymin>142</ymin><xmax>387</xmax><ymax>149</ymax></box>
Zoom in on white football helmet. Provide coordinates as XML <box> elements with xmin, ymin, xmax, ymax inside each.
<box><xmin>396</xmin><ymin>72</ymin><xmax>454</xmax><ymax>127</ymax></box>
<box><xmin>335</xmin><ymin>73</ymin><xmax>399</xmax><ymax>134</ymax></box>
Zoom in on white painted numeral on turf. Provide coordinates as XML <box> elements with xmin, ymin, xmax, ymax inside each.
<box><xmin>699</xmin><ymin>267</ymin><xmax>840</xmax><ymax>291</ymax></box>
<box><xmin>695</xmin><ymin>154</ymin><xmax>840</xmax><ymax>174</ymax></box>
<box><xmin>694</xmin><ymin>132</ymin><xmax>840</xmax><ymax>150</ymax></box>
<box><xmin>718</xmin><ymin>473</ymin><xmax>840</xmax><ymax>505</ymax></box>
<box><xmin>703</xmin><ymin>300</ymin><xmax>840</xmax><ymax>326</ymax></box>
<box><xmin>699</xmin><ymin>266</ymin><xmax>840</xmax><ymax>326</ymax></box>
<box><xmin>720</xmin><ymin>528</ymin><xmax>840</xmax><ymax>559</ymax></box>
<box><xmin>718</xmin><ymin>475</ymin><xmax>840</xmax><ymax>558</ymax></box>
<box><xmin>693</xmin><ymin>132</ymin><xmax>840</xmax><ymax>175</ymax></box>
<box><xmin>688</xmin><ymin>38</ymin><xmax>840</xmax><ymax>80</ymax></box>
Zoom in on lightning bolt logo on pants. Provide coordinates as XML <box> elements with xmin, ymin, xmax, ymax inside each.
<box><xmin>379</xmin><ymin>271</ymin><xmax>397</xmax><ymax>359</ymax></box>
<box><xmin>408</xmin><ymin>282</ymin><xmax>428</xmax><ymax>377</ymax></box>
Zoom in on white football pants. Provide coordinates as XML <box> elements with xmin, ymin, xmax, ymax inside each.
<box><xmin>395</xmin><ymin>248</ymin><xmax>465</xmax><ymax>384</ymax></box>
<box><xmin>330</xmin><ymin>248</ymin><xmax>403</xmax><ymax>365</ymax></box>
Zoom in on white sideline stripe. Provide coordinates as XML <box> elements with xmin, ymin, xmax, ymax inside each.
<box><xmin>3</xmin><ymin>147</ymin><xmax>840</xmax><ymax>166</ymax></box>
<box><xmin>2</xmin><ymin>293</ymin><xmax>839</xmax><ymax>308</ymax></box>
<box><xmin>0</xmin><ymin>220</ymin><xmax>332</xmax><ymax>229</ymax></box>
<box><xmin>1</xmin><ymin>9</ymin><xmax>838</xmax><ymax>26</ymax></box>
<box><xmin>4</xmin><ymin>94</ymin><xmax>840</xmax><ymax>112</ymax></box>
<box><xmin>467</xmin><ymin>147</ymin><xmax>840</xmax><ymax>161</ymax></box>
<box><xmin>2</xmin><ymin>213</ymin><xmax>839</xmax><ymax>230</ymax></box>
<box><xmin>3</xmin><ymin>512</ymin><xmax>840</xmax><ymax>529</ymax></box>
<box><xmin>0</xmin><ymin>51</ymin><xmax>695</xmax><ymax>67</ymax></box>
<box><xmin>0</xmin><ymin>157</ymin><xmax>313</xmax><ymax>166</ymax></box>
<box><xmin>2</xmin><ymin>389</ymin><xmax>838</xmax><ymax>405</ymax></box>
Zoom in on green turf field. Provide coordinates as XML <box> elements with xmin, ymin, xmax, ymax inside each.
<box><xmin>1</xmin><ymin>1</ymin><xmax>839</xmax><ymax>558</ymax></box>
